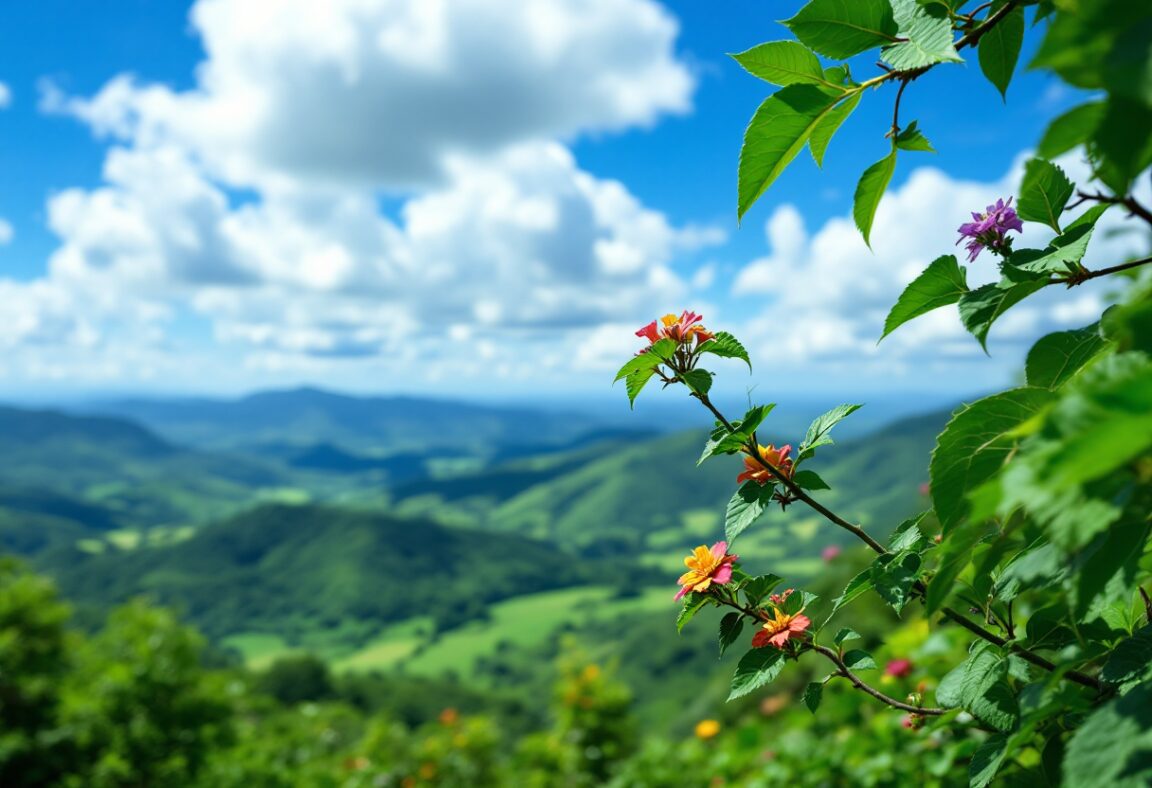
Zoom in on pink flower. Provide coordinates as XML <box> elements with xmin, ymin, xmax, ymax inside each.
<box><xmin>885</xmin><ymin>659</ymin><xmax>914</xmax><ymax>679</ymax></box>
<box><xmin>674</xmin><ymin>541</ymin><xmax>738</xmax><ymax>601</ymax></box>
<box><xmin>751</xmin><ymin>608</ymin><xmax>811</xmax><ymax>649</ymax></box>
<box><xmin>635</xmin><ymin>311</ymin><xmax>714</xmax><ymax>348</ymax></box>
<box><xmin>821</xmin><ymin>545</ymin><xmax>841</xmax><ymax>562</ymax></box>
<box><xmin>768</xmin><ymin>588</ymin><xmax>794</xmax><ymax>606</ymax></box>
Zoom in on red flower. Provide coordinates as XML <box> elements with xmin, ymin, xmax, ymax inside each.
<box><xmin>675</xmin><ymin>541</ymin><xmax>738</xmax><ymax>601</ymax></box>
<box><xmin>821</xmin><ymin>545</ymin><xmax>841</xmax><ymax>562</ymax></box>
<box><xmin>751</xmin><ymin>608</ymin><xmax>811</xmax><ymax>649</ymax></box>
<box><xmin>635</xmin><ymin>311</ymin><xmax>714</xmax><ymax>348</ymax></box>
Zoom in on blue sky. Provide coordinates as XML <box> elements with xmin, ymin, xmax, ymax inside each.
<box><xmin>0</xmin><ymin>0</ymin><xmax>1138</xmax><ymax>409</ymax></box>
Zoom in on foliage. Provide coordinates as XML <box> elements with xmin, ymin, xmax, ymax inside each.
<box><xmin>616</xmin><ymin>1</ymin><xmax>1152</xmax><ymax>784</ymax></box>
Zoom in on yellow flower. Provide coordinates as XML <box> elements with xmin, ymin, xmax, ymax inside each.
<box><xmin>695</xmin><ymin>719</ymin><xmax>721</xmax><ymax>739</ymax></box>
<box><xmin>675</xmin><ymin>541</ymin><xmax>737</xmax><ymax>600</ymax></box>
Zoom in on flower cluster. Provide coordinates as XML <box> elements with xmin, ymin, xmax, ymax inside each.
<box><xmin>636</xmin><ymin>310</ymin><xmax>714</xmax><ymax>348</ymax></box>
<box><xmin>956</xmin><ymin>197</ymin><xmax>1023</xmax><ymax>262</ymax></box>
<box><xmin>674</xmin><ymin>541</ymin><xmax>737</xmax><ymax>600</ymax></box>
<box><xmin>737</xmin><ymin>444</ymin><xmax>794</xmax><ymax>486</ymax></box>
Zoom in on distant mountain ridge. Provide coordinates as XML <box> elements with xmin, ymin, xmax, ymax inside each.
<box><xmin>76</xmin><ymin>386</ymin><xmax>616</xmax><ymax>454</ymax></box>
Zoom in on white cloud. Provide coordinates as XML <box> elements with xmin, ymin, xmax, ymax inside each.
<box><xmin>46</xmin><ymin>0</ymin><xmax>693</xmax><ymax>190</ymax></box>
<box><xmin>0</xmin><ymin>219</ymin><xmax>12</xmax><ymax>245</ymax></box>
<box><xmin>0</xmin><ymin>82</ymin><xmax>11</xmax><ymax>109</ymax></box>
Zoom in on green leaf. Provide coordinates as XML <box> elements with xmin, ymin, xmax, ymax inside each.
<box><xmin>969</xmin><ymin>734</ymin><xmax>1010</xmax><ymax>788</ymax></box>
<box><xmin>833</xmin><ymin>627</ymin><xmax>860</xmax><ymax>645</ymax></box>
<box><xmin>842</xmin><ymin>649</ymin><xmax>876</xmax><ymax>671</ymax></box>
<box><xmin>677</xmin><ymin>594</ymin><xmax>710</xmax><ymax>633</ymax></box>
<box><xmin>1006</xmin><ymin>204</ymin><xmax>1111</xmax><ymax>278</ymax></box>
<box><xmin>800</xmin><ymin>403</ymin><xmax>862</xmax><ymax>460</ymax></box>
<box><xmin>1037</xmin><ymin>101</ymin><xmax>1105</xmax><ymax>159</ymax></box>
<box><xmin>614</xmin><ymin>338</ymin><xmax>676</xmax><ymax>382</ymax></box>
<box><xmin>623</xmin><ymin>368</ymin><xmax>657</xmax><ymax>408</ymax></box>
<box><xmin>977</xmin><ymin>0</ymin><xmax>1024</xmax><ymax>99</ymax></box>
<box><xmin>1063</xmin><ymin>682</ymin><xmax>1152</xmax><ymax>788</ymax></box>
<box><xmin>718</xmin><ymin>612</ymin><xmax>746</xmax><ymax>658</ymax></box>
<box><xmin>1102</xmin><ymin>625</ymin><xmax>1152</xmax><ymax>693</ymax></box>
<box><xmin>1025</xmin><ymin>323</ymin><xmax>1106</xmax><ymax>389</ymax></box>
<box><xmin>699</xmin><ymin>404</ymin><xmax>774</xmax><ymax>464</ymax></box>
<box><xmin>827</xmin><ymin>567</ymin><xmax>874</xmax><ymax>620</ymax></box>
<box><xmin>792</xmin><ymin>469</ymin><xmax>830</xmax><ymax>491</ymax></box>
<box><xmin>894</xmin><ymin>120</ymin><xmax>935</xmax><ymax>153</ymax></box>
<box><xmin>725</xmin><ymin>482</ymin><xmax>776</xmax><ymax>544</ymax></box>
<box><xmin>782</xmin><ymin>0</ymin><xmax>899</xmax><ymax>60</ymax></box>
<box><xmin>888</xmin><ymin>512</ymin><xmax>929</xmax><ymax>552</ymax></box>
<box><xmin>958</xmin><ymin>279</ymin><xmax>1048</xmax><ymax>350</ymax></box>
<box><xmin>883</xmin><ymin>0</ymin><xmax>963</xmax><ymax>70</ymax></box>
<box><xmin>936</xmin><ymin>644</ymin><xmax>1019</xmax><ymax>731</ymax></box>
<box><xmin>853</xmin><ymin>149</ymin><xmax>897</xmax><ymax>247</ymax></box>
<box><xmin>809</xmin><ymin>90</ymin><xmax>862</xmax><ymax>167</ymax></box>
<box><xmin>731</xmin><ymin>41</ymin><xmax>828</xmax><ymax>87</ymax></box>
<box><xmin>700</xmin><ymin>331</ymin><xmax>752</xmax><ymax>370</ymax></box>
<box><xmin>871</xmin><ymin>552</ymin><xmax>921</xmax><ymax>615</ymax></box>
<box><xmin>681</xmin><ymin>369</ymin><xmax>713</xmax><ymax>396</ymax></box>
<box><xmin>802</xmin><ymin>681</ymin><xmax>823</xmax><ymax>713</ymax></box>
<box><xmin>742</xmin><ymin>573</ymin><xmax>784</xmax><ymax>606</ymax></box>
<box><xmin>1016</xmin><ymin>158</ymin><xmax>1074</xmax><ymax>233</ymax></box>
<box><xmin>1094</xmin><ymin>97</ymin><xmax>1152</xmax><ymax>193</ymax></box>
<box><xmin>738</xmin><ymin>85</ymin><xmax>847</xmax><ymax>220</ymax></box>
<box><xmin>728</xmin><ymin>648</ymin><xmax>786</xmax><ymax>701</ymax></box>
<box><xmin>881</xmin><ymin>255</ymin><xmax>968</xmax><ymax>340</ymax></box>
<box><xmin>930</xmin><ymin>388</ymin><xmax>1055</xmax><ymax>533</ymax></box>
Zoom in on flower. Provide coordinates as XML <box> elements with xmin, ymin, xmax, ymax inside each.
<box><xmin>956</xmin><ymin>197</ymin><xmax>1024</xmax><ymax>262</ymax></box>
<box><xmin>675</xmin><ymin>541</ymin><xmax>737</xmax><ymax>600</ymax></box>
<box><xmin>821</xmin><ymin>545</ymin><xmax>841</xmax><ymax>562</ymax></box>
<box><xmin>635</xmin><ymin>310</ymin><xmax>714</xmax><ymax>348</ymax></box>
<box><xmin>768</xmin><ymin>588</ymin><xmax>793</xmax><ymax>606</ymax></box>
<box><xmin>736</xmin><ymin>444</ymin><xmax>794</xmax><ymax>486</ymax></box>
<box><xmin>751</xmin><ymin>607</ymin><xmax>811</xmax><ymax>649</ymax></box>
<box><xmin>694</xmin><ymin>719</ymin><xmax>721</xmax><ymax>739</ymax></box>
<box><xmin>885</xmin><ymin>659</ymin><xmax>914</xmax><ymax>678</ymax></box>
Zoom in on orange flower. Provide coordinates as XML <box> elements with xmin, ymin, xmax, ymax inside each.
<box><xmin>751</xmin><ymin>607</ymin><xmax>811</xmax><ymax>649</ymax></box>
<box><xmin>737</xmin><ymin>444</ymin><xmax>794</xmax><ymax>486</ymax></box>
<box><xmin>695</xmin><ymin>719</ymin><xmax>721</xmax><ymax>739</ymax></box>
<box><xmin>635</xmin><ymin>310</ymin><xmax>714</xmax><ymax>348</ymax></box>
<box><xmin>675</xmin><ymin>541</ymin><xmax>737</xmax><ymax>600</ymax></box>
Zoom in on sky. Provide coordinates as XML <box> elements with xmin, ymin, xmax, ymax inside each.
<box><xmin>0</xmin><ymin>0</ymin><xmax>1146</xmax><ymax>410</ymax></box>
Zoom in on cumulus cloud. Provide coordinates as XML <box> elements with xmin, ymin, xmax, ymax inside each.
<box><xmin>728</xmin><ymin>152</ymin><xmax>1151</xmax><ymax>387</ymax></box>
<box><xmin>46</xmin><ymin>0</ymin><xmax>693</xmax><ymax>190</ymax></box>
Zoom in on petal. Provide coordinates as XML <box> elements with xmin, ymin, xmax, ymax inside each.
<box><xmin>712</xmin><ymin>565</ymin><xmax>733</xmax><ymax>585</ymax></box>
<box><xmin>711</xmin><ymin>541</ymin><xmax>728</xmax><ymax>558</ymax></box>
<box><xmin>674</xmin><ymin>585</ymin><xmax>689</xmax><ymax>601</ymax></box>
<box><xmin>751</xmin><ymin>630</ymin><xmax>770</xmax><ymax>648</ymax></box>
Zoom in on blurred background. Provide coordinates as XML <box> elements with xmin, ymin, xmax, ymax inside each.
<box><xmin>0</xmin><ymin>1</ymin><xmax>1148</xmax><ymax>785</ymax></box>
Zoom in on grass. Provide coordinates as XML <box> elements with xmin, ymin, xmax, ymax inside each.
<box><xmin>222</xmin><ymin>632</ymin><xmax>297</xmax><ymax>670</ymax></box>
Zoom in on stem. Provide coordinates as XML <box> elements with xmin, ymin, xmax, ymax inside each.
<box><xmin>694</xmin><ymin>392</ymin><xmax>889</xmax><ymax>554</ymax></box>
<box><xmin>1068</xmin><ymin>190</ymin><xmax>1152</xmax><ymax>227</ymax></box>
<box><xmin>813</xmin><ymin>645</ymin><xmax>947</xmax><ymax>716</ymax></box>
<box><xmin>1052</xmin><ymin>255</ymin><xmax>1152</xmax><ymax>287</ymax></box>
<box><xmin>890</xmin><ymin>79</ymin><xmax>910</xmax><ymax>138</ymax></box>
<box><xmin>939</xmin><ymin>607</ymin><xmax>1107</xmax><ymax>693</ymax></box>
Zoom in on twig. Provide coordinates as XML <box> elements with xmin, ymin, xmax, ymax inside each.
<box><xmin>1051</xmin><ymin>255</ymin><xmax>1152</xmax><ymax>287</ymax></box>
<box><xmin>813</xmin><ymin>645</ymin><xmax>947</xmax><ymax>715</ymax></box>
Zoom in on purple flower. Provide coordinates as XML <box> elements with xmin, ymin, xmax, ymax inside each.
<box><xmin>956</xmin><ymin>197</ymin><xmax>1023</xmax><ymax>262</ymax></box>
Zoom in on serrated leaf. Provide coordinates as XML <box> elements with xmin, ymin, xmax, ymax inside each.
<box><xmin>958</xmin><ymin>279</ymin><xmax>1048</xmax><ymax>350</ymax></box>
<box><xmin>1007</xmin><ymin>204</ymin><xmax>1111</xmax><ymax>280</ymax></box>
<box><xmin>833</xmin><ymin>627</ymin><xmax>860</xmax><ymax>645</ymax></box>
<box><xmin>677</xmin><ymin>593</ymin><xmax>710</xmax><ymax>633</ymax></box>
<box><xmin>827</xmin><ymin>567</ymin><xmax>874</xmax><ymax>620</ymax></box>
<box><xmin>624</xmin><ymin>368</ymin><xmax>656</xmax><ymax>408</ymax></box>
<box><xmin>738</xmin><ymin>85</ymin><xmax>848</xmax><ymax>220</ymax></box>
<box><xmin>1063</xmin><ymin>682</ymin><xmax>1152</xmax><ymax>787</ymax></box>
<box><xmin>1017</xmin><ymin>158</ymin><xmax>1074</xmax><ymax>233</ymax></box>
<box><xmin>614</xmin><ymin>337</ymin><xmax>676</xmax><ymax>382</ymax></box>
<box><xmin>728</xmin><ymin>648</ymin><xmax>786</xmax><ymax>701</ymax></box>
<box><xmin>930</xmin><ymin>388</ymin><xmax>1055</xmax><ymax>533</ymax></box>
<box><xmin>782</xmin><ymin>0</ymin><xmax>899</xmax><ymax>60</ymax></box>
<box><xmin>731</xmin><ymin>41</ymin><xmax>828</xmax><ymax>87</ymax></box>
<box><xmin>700</xmin><ymin>331</ymin><xmax>752</xmax><ymax>370</ymax></box>
<box><xmin>725</xmin><ymin>482</ymin><xmax>776</xmax><ymax>544</ymax></box>
<box><xmin>883</xmin><ymin>0</ymin><xmax>963</xmax><ymax>70</ymax></box>
<box><xmin>810</xmin><ymin>90</ymin><xmax>862</xmax><ymax>167</ymax></box>
<box><xmin>888</xmin><ymin>512</ymin><xmax>929</xmax><ymax>552</ymax></box>
<box><xmin>978</xmin><ymin>0</ymin><xmax>1024</xmax><ymax>99</ymax></box>
<box><xmin>800</xmin><ymin>403</ymin><xmax>862</xmax><ymax>459</ymax></box>
<box><xmin>1101</xmin><ymin>625</ymin><xmax>1152</xmax><ymax>693</ymax></box>
<box><xmin>699</xmin><ymin>404</ymin><xmax>774</xmax><ymax>464</ymax></box>
<box><xmin>1025</xmin><ymin>323</ymin><xmax>1106</xmax><ymax>389</ymax></box>
<box><xmin>742</xmin><ymin>573</ymin><xmax>784</xmax><ymax>606</ymax></box>
<box><xmin>792</xmin><ymin>469</ymin><xmax>830</xmax><ymax>491</ymax></box>
<box><xmin>843</xmin><ymin>649</ymin><xmax>876</xmax><ymax>671</ymax></box>
<box><xmin>881</xmin><ymin>254</ymin><xmax>968</xmax><ymax>340</ymax></box>
<box><xmin>803</xmin><ymin>682</ymin><xmax>823</xmax><ymax>713</ymax></box>
<box><xmin>1036</xmin><ymin>101</ymin><xmax>1105</xmax><ymax>159</ymax></box>
<box><xmin>681</xmin><ymin>368</ymin><xmax>713</xmax><ymax>396</ymax></box>
<box><xmin>853</xmin><ymin>149</ymin><xmax>897</xmax><ymax>247</ymax></box>
<box><xmin>937</xmin><ymin>644</ymin><xmax>1019</xmax><ymax>731</ymax></box>
<box><xmin>871</xmin><ymin>552</ymin><xmax>921</xmax><ymax>615</ymax></box>
<box><xmin>894</xmin><ymin>120</ymin><xmax>935</xmax><ymax>152</ymax></box>
<box><xmin>970</xmin><ymin>734</ymin><xmax>1010</xmax><ymax>788</ymax></box>
<box><xmin>718</xmin><ymin>612</ymin><xmax>746</xmax><ymax>658</ymax></box>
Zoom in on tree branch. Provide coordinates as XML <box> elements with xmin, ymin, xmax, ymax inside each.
<box><xmin>813</xmin><ymin>645</ymin><xmax>947</xmax><ymax>716</ymax></box>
